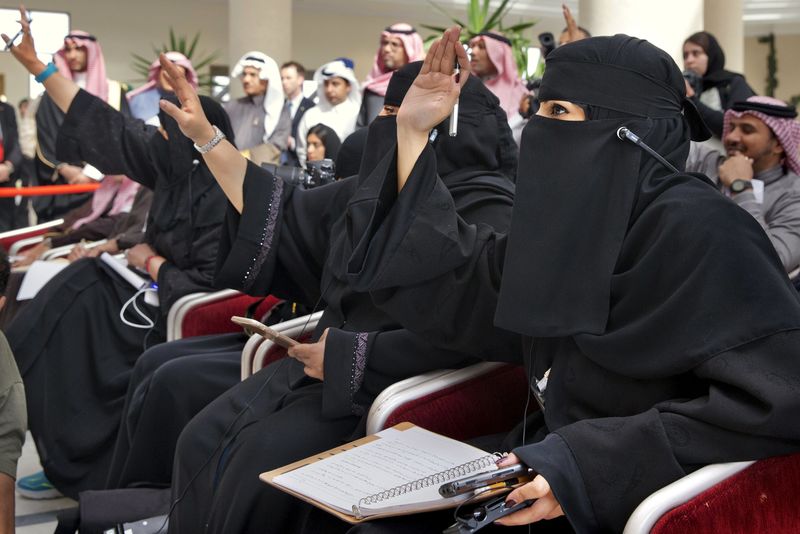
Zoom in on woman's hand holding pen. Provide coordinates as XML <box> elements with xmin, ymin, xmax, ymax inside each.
<box><xmin>493</xmin><ymin>453</ymin><xmax>564</xmax><ymax>526</ymax></box>
<box><xmin>396</xmin><ymin>26</ymin><xmax>470</xmax><ymax>191</ymax></box>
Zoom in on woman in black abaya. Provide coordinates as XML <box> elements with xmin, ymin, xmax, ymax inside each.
<box><xmin>140</xmin><ymin>59</ymin><xmax>519</xmax><ymax>534</ymax></box>
<box><xmin>3</xmin><ymin>19</ymin><xmax>233</xmax><ymax>499</ymax></box>
<box><xmin>312</xmin><ymin>29</ymin><xmax>800</xmax><ymax>533</ymax></box>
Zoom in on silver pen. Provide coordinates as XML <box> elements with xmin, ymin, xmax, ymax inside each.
<box><xmin>449</xmin><ymin>62</ymin><xmax>460</xmax><ymax>137</ymax></box>
<box><xmin>4</xmin><ymin>12</ymin><xmax>33</xmax><ymax>51</ymax></box>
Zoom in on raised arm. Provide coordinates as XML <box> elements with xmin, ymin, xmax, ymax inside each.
<box><xmin>3</xmin><ymin>7</ymin><xmax>78</xmax><ymax>113</ymax></box>
<box><xmin>157</xmin><ymin>55</ymin><xmax>248</xmax><ymax>212</ymax></box>
<box><xmin>396</xmin><ymin>26</ymin><xmax>469</xmax><ymax>191</ymax></box>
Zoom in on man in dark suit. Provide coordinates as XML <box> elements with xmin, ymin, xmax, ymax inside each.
<box><xmin>0</xmin><ymin>101</ymin><xmax>25</xmax><ymax>232</ymax></box>
<box><xmin>280</xmin><ymin>61</ymin><xmax>315</xmax><ymax>166</ymax></box>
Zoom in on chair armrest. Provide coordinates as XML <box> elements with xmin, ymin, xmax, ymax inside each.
<box><xmin>41</xmin><ymin>239</ymin><xmax>108</xmax><ymax>260</ymax></box>
<box><xmin>8</xmin><ymin>235</ymin><xmax>45</xmax><ymax>256</ymax></box>
<box><xmin>245</xmin><ymin>311</ymin><xmax>324</xmax><ymax>378</ymax></box>
<box><xmin>623</xmin><ymin>461</ymin><xmax>754</xmax><ymax>534</ymax></box>
<box><xmin>166</xmin><ymin>289</ymin><xmax>242</xmax><ymax>341</ymax></box>
<box><xmin>0</xmin><ymin>218</ymin><xmax>64</xmax><ymax>252</ymax></box>
<box><xmin>241</xmin><ymin>333</ymin><xmax>267</xmax><ymax>381</ymax></box>
<box><xmin>366</xmin><ymin>362</ymin><xmax>529</xmax><ymax>440</ymax></box>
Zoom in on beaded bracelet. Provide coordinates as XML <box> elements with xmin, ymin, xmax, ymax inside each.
<box><xmin>34</xmin><ymin>62</ymin><xmax>57</xmax><ymax>84</ymax></box>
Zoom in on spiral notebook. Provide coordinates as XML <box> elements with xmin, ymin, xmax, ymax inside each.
<box><xmin>261</xmin><ymin>422</ymin><xmax>500</xmax><ymax>523</ymax></box>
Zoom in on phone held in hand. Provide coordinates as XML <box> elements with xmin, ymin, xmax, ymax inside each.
<box><xmin>439</xmin><ymin>463</ymin><xmax>532</xmax><ymax>498</ymax></box>
<box><xmin>231</xmin><ymin>316</ymin><xmax>299</xmax><ymax>349</ymax></box>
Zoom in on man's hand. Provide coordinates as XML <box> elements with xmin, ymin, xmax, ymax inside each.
<box><xmin>158</xmin><ymin>53</ymin><xmax>216</xmax><ymax>145</ymax></box>
<box><xmin>0</xmin><ymin>163</ymin><xmax>12</xmax><ymax>183</ymax></box>
<box><xmin>125</xmin><ymin>243</ymin><xmax>157</xmax><ymax>270</ymax></box>
<box><xmin>12</xmin><ymin>241</ymin><xmax>49</xmax><ymax>268</ymax></box>
<box><xmin>67</xmin><ymin>243</ymin><xmax>90</xmax><ymax>262</ymax></box>
<box><xmin>718</xmin><ymin>153</ymin><xmax>754</xmax><ymax>187</ymax></box>
<box><xmin>287</xmin><ymin>328</ymin><xmax>328</xmax><ymax>380</ymax></box>
<box><xmin>58</xmin><ymin>164</ymin><xmax>92</xmax><ymax>184</ymax></box>
<box><xmin>86</xmin><ymin>239</ymin><xmax>119</xmax><ymax>258</ymax></box>
<box><xmin>493</xmin><ymin>453</ymin><xmax>564</xmax><ymax>527</ymax></box>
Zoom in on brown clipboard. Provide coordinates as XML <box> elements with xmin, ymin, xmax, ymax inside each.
<box><xmin>261</xmin><ymin>422</ymin><xmax>417</xmax><ymax>524</ymax></box>
<box><xmin>260</xmin><ymin>422</ymin><xmax>504</xmax><ymax>524</ymax></box>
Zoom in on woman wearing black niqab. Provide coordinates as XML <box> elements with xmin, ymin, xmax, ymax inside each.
<box><xmin>138</xmin><ymin>60</ymin><xmax>518</xmax><ymax>534</ymax></box>
<box><xmin>329</xmin><ymin>29</ymin><xmax>800</xmax><ymax>533</ymax></box>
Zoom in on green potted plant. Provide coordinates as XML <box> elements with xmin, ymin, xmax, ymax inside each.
<box><xmin>420</xmin><ymin>0</ymin><xmax>536</xmax><ymax>77</ymax></box>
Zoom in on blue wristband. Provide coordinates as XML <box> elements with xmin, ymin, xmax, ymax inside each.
<box><xmin>34</xmin><ymin>62</ymin><xmax>57</xmax><ymax>84</ymax></box>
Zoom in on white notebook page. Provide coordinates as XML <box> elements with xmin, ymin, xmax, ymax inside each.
<box><xmin>273</xmin><ymin>426</ymin><xmax>494</xmax><ymax>515</ymax></box>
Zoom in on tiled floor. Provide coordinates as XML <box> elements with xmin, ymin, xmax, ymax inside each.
<box><xmin>15</xmin><ymin>432</ymin><xmax>77</xmax><ymax>533</ymax></box>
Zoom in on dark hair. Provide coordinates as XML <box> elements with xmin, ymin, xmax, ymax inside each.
<box><xmin>281</xmin><ymin>61</ymin><xmax>306</xmax><ymax>78</ymax></box>
<box><xmin>0</xmin><ymin>247</ymin><xmax>10</xmax><ymax>296</ymax></box>
<box><xmin>560</xmin><ymin>26</ymin><xmax>591</xmax><ymax>38</ymax></box>
<box><xmin>307</xmin><ymin>123</ymin><xmax>341</xmax><ymax>161</ymax></box>
<box><xmin>18</xmin><ymin>98</ymin><xmax>29</xmax><ymax>108</ymax></box>
<box><xmin>685</xmin><ymin>31</ymin><xmax>712</xmax><ymax>53</ymax></box>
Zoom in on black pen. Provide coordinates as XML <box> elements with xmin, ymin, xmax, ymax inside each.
<box><xmin>4</xmin><ymin>11</ymin><xmax>33</xmax><ymax>51</ymax></box>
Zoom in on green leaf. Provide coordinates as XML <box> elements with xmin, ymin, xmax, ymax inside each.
<box><xmin>502</xmin><ymin>21</ymin><xmax>537</xmax><ymax>33</ymax></box>
<box><xmin>484</xmin><ymin>0</ymin><xmax>513</xmax><ymax>30</ymax></box>
<box><xmin>419</xmin><ymin>23</ymin><xmax>449</xmax><ymax>35</ymax></box>
<box><xmin>425</xmin><ymin>0</ymin><xmax>467</xmax><ymax>29</ymax></box>
<box><xmin>187</xmin><ymin>32</ymin><xmax>200</xmax><ymax>59</ymax></box>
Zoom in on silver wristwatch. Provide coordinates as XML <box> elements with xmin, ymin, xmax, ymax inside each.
<box><xmin>193</xmin><ymin>125</ymin><xmax>226</xmax><ymax>154</ymax></box>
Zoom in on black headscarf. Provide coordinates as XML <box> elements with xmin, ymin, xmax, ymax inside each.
<box><xmin>146</xmin><ymin>96</ymin><xmax>235</xmax><ymax>249</ymax></box>
<box><xmin>335</xmin><ymin>128</ymin><xmax>368</xmax><ymax>179</ymax></box>
<box><xmin>432</xmin><ymin>74</ymin><xmax>518</xmax><ymax>184</ymax></box>
<box><xmin>684</xmin><ymin>31</ymin><xmax>738</xmax><ymax>91</ymax></box>
<box><xmin>495</xmin><ymin>35</ymin><xmax>800</xmax><ymax>361</ymax></box>
<box><xmin>336</xmin><ymin>62</ymin><xmax>516</xmax><ymax>280</ymax></box>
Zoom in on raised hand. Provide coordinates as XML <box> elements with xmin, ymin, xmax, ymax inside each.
<box><xmin>1</xmin><ymin>6</ymin><xmax>42</xmax><ymax>72</ymax></box>
<box><xmin>157</xmin><ymin>53</ymin><xmax>216</xmax><ymax>145</ymax></box>
<box><xmin>397</xmin><ymin>26</ymin><xmax>470</xmax><ymax>135</ymax></box>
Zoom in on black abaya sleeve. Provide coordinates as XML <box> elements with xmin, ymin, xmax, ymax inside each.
<box><xmin>55</xmin><ymin>89</ymin><xmax>159</xmax><ymax>190</ymax></box>
<box><xmin>512</xmin><ymin>331</ymin><xmax>800</xmax><ymax>533</ymax></box>
<box><xmin>321</xmin><ymin>327</ymin><xmax>481</xmax><ymax>418</ymax></box>
<box><xmin>344</xmin><ymin>146</ymin><xmax>521</xmax><ymax>361</ymax></box>
<box><xmin>215</xmin><ymin>161</ymin><xmax>356</xmax><ymax>304</ymax></box>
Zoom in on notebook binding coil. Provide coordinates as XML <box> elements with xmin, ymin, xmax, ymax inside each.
<box><xmin>353</xmin><ymin>454</ymin><xmax>498</xmax><ymax>518</ymax></box>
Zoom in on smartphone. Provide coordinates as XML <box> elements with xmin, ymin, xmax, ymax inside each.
<box><xmin>439</xmin><ymin>463</ymin><xmax>532</xmax><ymax>498</ymax></box>
<box><xmin>231</xmin><ymin>316</ymin><xmax>299</xmax><ymax>348</ymax></box>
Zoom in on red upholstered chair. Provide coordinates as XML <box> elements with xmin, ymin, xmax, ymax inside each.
<box><xmin>624</xmin><ymin>453</ymin><xmax>800</xmax><ymax>533</ymax></box>
<box><xmin>365</xmin><ymin>362</ymin><xmax>800</xmax><ymax>532</ymax></box>
<box><xmin>241</xmin><ymin>311</ymin><xmax>323</xmax><ymax>378</ymax></box>
<box><xmin>366</xmin><ymin>362</ymin><xmax>529</xmax><ymax>441</ymax></box>
<box><xmin>166</xmin><ymin>290</ymin><xmax>281</xmax><ymax>341</ymax></box>
<box><xmin>0</xmin><ymin>219</ymin><xmax>64</xmax><ymax>254</ymax></box>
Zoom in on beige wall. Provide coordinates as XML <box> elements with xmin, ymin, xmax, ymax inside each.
<box><xmin>0</xmin><ymin>0</ymin><xmax>228</xmax><ymax>107</ymax></box>
<box><xmin>744</xmin><ymin>34</ymin><xmax>800</xmax><ymax>103</ymax></box>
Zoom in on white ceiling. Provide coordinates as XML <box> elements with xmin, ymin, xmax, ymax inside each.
<box><xmin>291</xmin><ymin>0</ymin><xmax>800</xmax><ymax>36</ymax></box>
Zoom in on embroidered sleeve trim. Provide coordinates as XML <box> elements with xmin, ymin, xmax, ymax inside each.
<box><xmin>350</xmin><ymin>332</ymin><xmax>369</xmax><ymax>415</ymax></box>
<box><xmin>242</xmin><ymin>175</ymin><xmax>283</xmax><ymax>290</ymax></box>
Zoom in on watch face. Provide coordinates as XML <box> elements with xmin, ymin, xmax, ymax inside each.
<box><xmin>731</xmin><ymin>180</ymin><xmax>751</xmax><ymax>193</ymax></box>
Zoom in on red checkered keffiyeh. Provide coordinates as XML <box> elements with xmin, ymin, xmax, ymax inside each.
<box><xmin>724</xmin><ymin>96</ymin><xmax>800</xmax><ymax>175</ymax></box>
